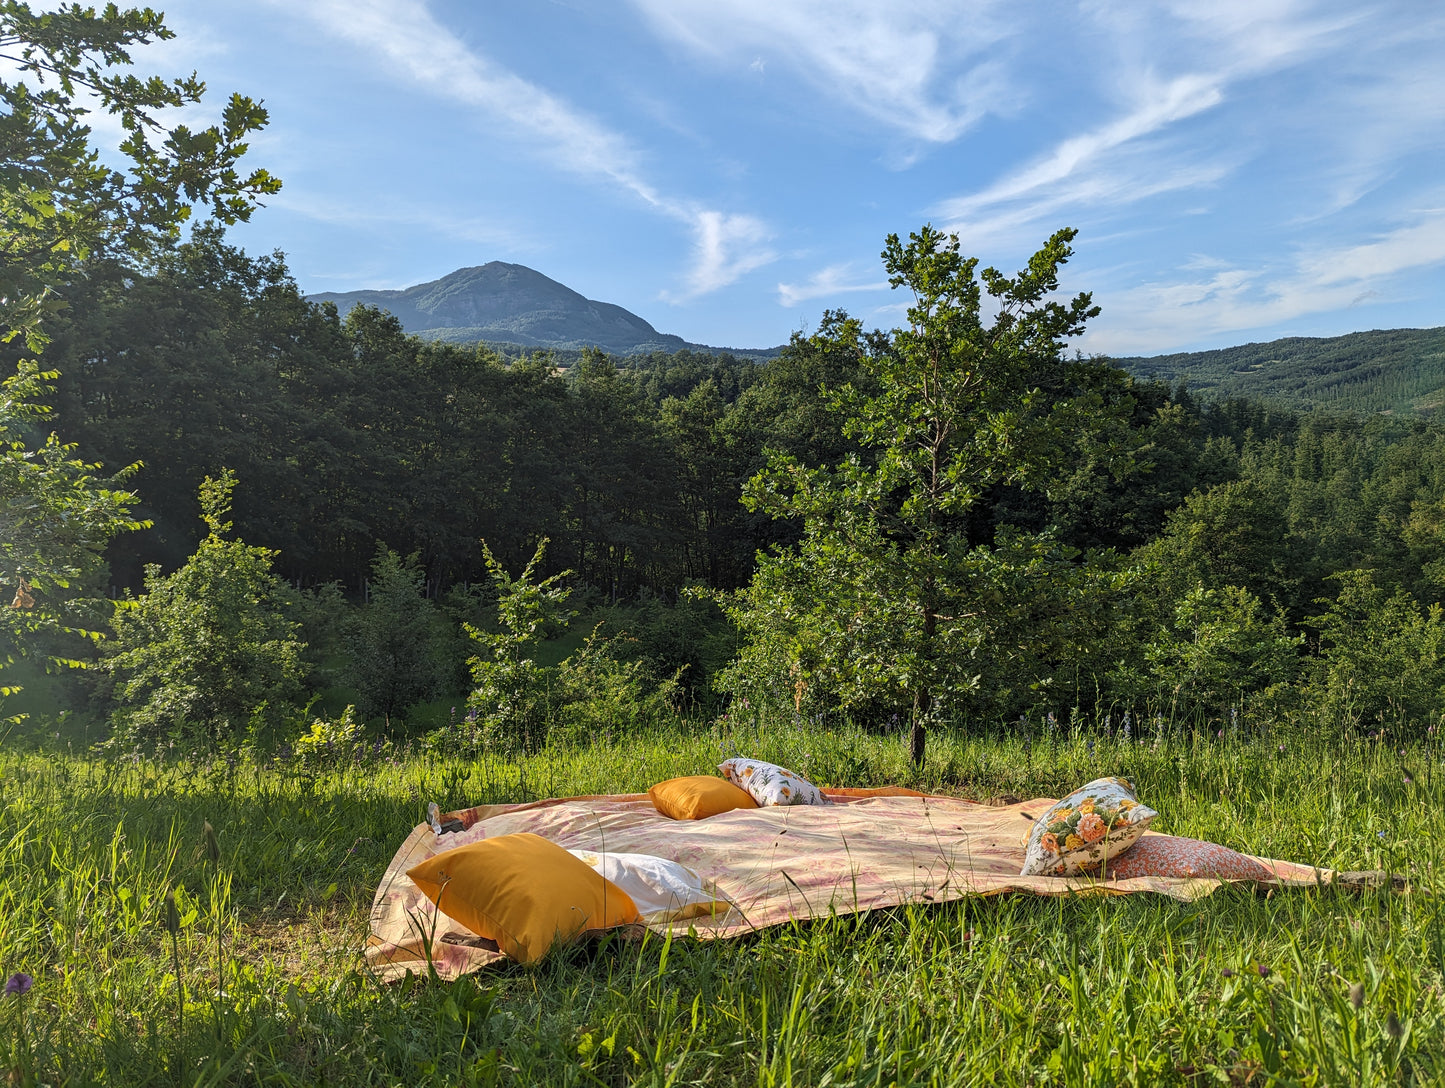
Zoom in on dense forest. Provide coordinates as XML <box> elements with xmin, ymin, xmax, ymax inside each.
<box><xmin>7</xmin><ymin>222</ymin><xmax>1445</xmax><ymax>755</ymax></box>
<box><xmin>1120</xmin><ymin>326</ymin><xmax>1445</xmax><ymax>415</ymax></box>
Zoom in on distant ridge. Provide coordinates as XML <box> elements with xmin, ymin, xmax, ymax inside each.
<box><xmin>308</xmin><ymin>262</ymin><xmax>779</xmax><ymax>359</ymax></box>
<box><xmin>1116</xmin><ymin>327</ymin><xmax>1445</xmax><ymax>416</ymax></box>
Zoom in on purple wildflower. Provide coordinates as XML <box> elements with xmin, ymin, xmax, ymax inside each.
<box><xmin>4</xmin><ymin>972</ymin><xmax>33</xmax><ymax>997</ymax></box>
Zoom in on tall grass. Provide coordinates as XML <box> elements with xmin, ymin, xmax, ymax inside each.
<box><xmin>0</xmin><ymin>716</ymin><xmax>1440</xmax><ymax>1085</ymax></box>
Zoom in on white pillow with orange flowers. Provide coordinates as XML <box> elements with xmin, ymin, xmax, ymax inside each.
<box><xmin>1020</xmin><ymin>776</ymin><xmax>1157</xmax><ymax>876</ymax></box>
<box><xmin>718</xmin><ymin>757</ymin><xmax>829</xmax><ymax>807</ymax></box>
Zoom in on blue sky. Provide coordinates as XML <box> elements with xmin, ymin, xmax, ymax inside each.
<box><xmin>121</xmin><ymin>1</ymin><xmax>1445</xmax><ymax>354</ymax></box>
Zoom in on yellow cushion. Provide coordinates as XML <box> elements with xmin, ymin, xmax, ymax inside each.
<box><xmin>648</xmin><ymin>775</ymin><xmax>758</xmax><ymax>820</ymax></box>
<box><xmin>406</xmin><ymin>833</ymin><xmax>639</xmax><ymax>963</ymax></box>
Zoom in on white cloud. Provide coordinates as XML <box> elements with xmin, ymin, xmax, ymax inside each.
<box><xmin>275</xmin><ymin>0</ymin><xmax>775</xmax><ymax>296</ymax></box>
<box><xmin>777</xmin><ymin>262</ymin><xmax>890</xmax><ymax>307</ymax></box>
<box><xmin>1086</xmin><ymin>207</ymin><xmax>1445</xmax><ymax>354</ymax></box>
<box><xmin>627</xmin><ymin>0</ymin><xmax>1014</xmax><ymax>143</ymax></box>
<box><xmin>930</xmin><ymin>1</ymin><xmax>1368</xmax><ymax>251</ymax></box>
<box><xmin>674</xmin><ymin>210</ymin><xmax>776</xmax><ymax>300</ymax></box>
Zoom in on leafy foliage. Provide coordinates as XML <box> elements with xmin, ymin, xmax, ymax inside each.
<box><xmin>0</xmin><ymin>361</ymin><xmax>144</xmax><ymax>715</ymax></box>
<box><xmin>731</xmin><ymin>226</ymin><xmax>1123</xmax><ymax>763</ymax></box>
<box><xmin>1307</xmin><ymin>570</ymin><xmax>1445</xmax><ymax>735</ymax></box>
<box><xmin>343</xmin><ymin>546</ymin><xmax>449</xmax><ymax>721</ymax></box>
<box><xmin>0</xmin><ymin>1</ymin><xmax>278</xmax><ymax>348</ymax></box>
<box><xmin>464</xmin><ymin>539</ymin><xmax>575</xmax><ymax>750</ymax></box>
<box><xmin>101</xmin><ymin>471</ymin><xmax>307</xmax><ymax>750</ymax></box>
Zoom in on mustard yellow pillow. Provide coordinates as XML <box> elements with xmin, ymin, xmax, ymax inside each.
<box><xmin>406</xmin><ymin>833</ymin><xmax>639</xmax><ymax>963</ymax></box>
<box><xmin>648</xmin><ymin>775</ymin><xmax>758</xmax><ymax>820</ymax></box>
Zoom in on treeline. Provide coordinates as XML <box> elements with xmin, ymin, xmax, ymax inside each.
<box><xmin>14</xmin><ymin>228</ymin><xmax>1445</xmax><ymax>743</ymax></box>
<box><xmin>23</xmin><ymin>228</ymin><xmax>856</xmax><ymax>596</ymax></box>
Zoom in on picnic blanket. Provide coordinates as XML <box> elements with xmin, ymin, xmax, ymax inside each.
<box><xmin>367</xmin><ymin>789</ymin><xmax>1330</xmax><ymax>981</ymax></box>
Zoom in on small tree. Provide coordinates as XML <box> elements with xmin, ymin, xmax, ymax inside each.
<box><xmin>0</xmin><ymin>362</ymin><xmax>145</xmax><ymax>718</ymax></box>
<box><xmin>345</xmin><ymin>545</ymin><xmax>449</xmax><ymax>720</ymax></box>
<box><xmin>464</xmin><ymin>539</ymin><xmax>573</xmax><ymax>750</ymax></box>
<box><xmin>102</xmin><ymin>471</ymin><xmax>306</xmax><ymax>749</ymax></box>
<box><xmin>732</xmin><ymin>225</ymin><xmax>1119</xmax><ymax>765</ymax></box>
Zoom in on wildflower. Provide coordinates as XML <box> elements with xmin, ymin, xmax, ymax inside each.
<box><xmin>1278</xmin><ymin>744</ymin><xmax>1285</xmax><ymax>752</ymax></box>
<box><xmin>1217</xmin><ymin>729</ymin><xmax>1224</xmax><ymax>739</ymax></box>
<box><xmin>4</xmin><ymin>972</ymin><xmax>32</xmax><ymax>997</ymax></box>
<box><xmin>1349</xmin><ymin>982</ymin><xmax>1364</xmax><ymax>1008</ymax></box>
<box><xmin>1386</xmin><ymin>1011</ymin><xmax>1403</xmax><ymax>1039</ymax></box>
<box><xmin>1221</xmin><ymin>968</ymin><xmax>1234</xmax><ymax>978</ymax></box>
<box><xmin>1378</xmin><ymin>831</ymin><xmax>1387</xmax><ymax>840</ymax></box>
<box><xmin>1256</xmin><ymin>964</ymin><xmax>1270</xmax><ymax>979</ymax></box>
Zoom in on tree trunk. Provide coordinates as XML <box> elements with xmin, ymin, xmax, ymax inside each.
<box><xmin>910</xmin><ymin>688</ymin><xmax>929</xmax><ymax>768</ymax></box>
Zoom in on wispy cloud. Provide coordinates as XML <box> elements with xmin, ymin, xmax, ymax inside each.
<box><xmin>1087</xmin><ymin>207</ymin><xmax>1445</xmax><ymax>354</ymax></box>
<box><xmin>777</xmin><ymin>262</ymin><xmax>889</xmax><ymax>307</ymax></box>
<box><xmin>675</xmin><ymin>211</ymin><xmax>776</xmax><ymax>299</ymax></box>
<box><xmin>627</xmin><ymin>0</ymin><xmax>1015</xmax><ymax>143</ymax></box>
<box><xmin>934</xmin><ymin>2</ymin><xmax>1360</xmax><ymax>249</ymax></box>
<box><xmin>269</xmin><ymin>190</ymin><xmax>530</xmax><ymax>253</ymax></box>
<box><xmin>275</xmin><ymin>0</ymin><xmax>775</xmax><ymax>297</ymax></box>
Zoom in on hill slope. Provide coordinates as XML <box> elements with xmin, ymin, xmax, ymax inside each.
<box><xmin>1118</xmin><ymin>327</ymin><xmax>1445</xmax><ymax>415</ymax></box>
<box><xmin>309</xmin><ymin>262</ymin><xmax>773</xmax><ymax>357</ymax></box>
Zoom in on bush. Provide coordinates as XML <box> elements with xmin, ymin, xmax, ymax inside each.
<box><xmin>1304</xmin><ymin>569</ymin><xmax>1445</xmax><ymax>735</ymax></box>
<box><xmin>344</xmin><ymin>546</ymin><xmax>450</xmax><ymax>721</ymax></box>
<box><xmin>1110</xmin><ymin>584</ymin><xmax>1302</xmax><ymax>720</ymax></box>
<box><xmin>461</xmin><ymin>540</ymin><xmax>682</xmax><ymax>752</ymax></box>
<box><xmin>101</xmin><ymin>472</ymin><xmax>308</xmax><ymax>751</ymax></box>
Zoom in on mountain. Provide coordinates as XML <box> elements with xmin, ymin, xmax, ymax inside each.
<box><xmin>308</xmin><ymin>262</ymin><xmax>775</xmax><ymax>358</ymax></box>
<box><xmin>1116</xmin><ymin>327</ymin><xmax>1445</xmax><ymax>415</ymax></box>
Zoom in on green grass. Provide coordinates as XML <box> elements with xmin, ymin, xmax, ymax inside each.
<box><xmin>1</xmin><ymin>718</ymin><xmax>1442</xmax><ymax>1086</ymax></box>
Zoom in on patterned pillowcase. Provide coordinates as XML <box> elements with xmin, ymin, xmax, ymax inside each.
<box><xmin>1020</xmin><ymin>776</ymin><xmax>1157</xmax><ymax>876</ymax></box>
<box><xmin>1103</xmin><ymin>835</ymin><xmax>1274</xmax><ymax>881</ymax></box>
<box><xmin>718</xmin><ymin>758</ymin><xmax>830</xmax><ymax>807</ymax></box>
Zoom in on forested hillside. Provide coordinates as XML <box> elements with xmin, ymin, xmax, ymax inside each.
<box><xmin>1119</xmin><ymin>326</ymin><xmax>1445</xmax><ymax>414</ymax></box>
<box><xmin>11</xmin><ymin>226</ymin><xmax>1445</xmax><ymax>744</ymax></box>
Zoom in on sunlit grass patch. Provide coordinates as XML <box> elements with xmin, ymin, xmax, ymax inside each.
<box><xmin>1</xmin><ymin>724</ymin><xmax>1441</xmax><ymax>1085</ymax></box>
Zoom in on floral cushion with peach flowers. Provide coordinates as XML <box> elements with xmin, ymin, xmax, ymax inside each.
<box><xmin>718</xmin><ymin>757</ymin><xmax>829</xmax><ymax>807</ymax></box>
<box><xmin>1020</xmin><ymin>776</ymin><xmax>1157</xmax><ymax>876</ymax></box>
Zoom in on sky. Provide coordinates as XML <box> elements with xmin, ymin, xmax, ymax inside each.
<box><xmin>105</xmin><ymin>0</ymin><xmax>1445</xmax><ymax>355</ymax></box>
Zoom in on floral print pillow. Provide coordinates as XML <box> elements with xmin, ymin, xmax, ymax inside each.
<box><xmin>1020</xmin><ymin>776</ymin><xmax>1157</xmax><ymax>876</ymax></box>
<box><xmin>718</xmin><ymin>758</ymin><xmax>830</xmax><ymax>807</ymax></box>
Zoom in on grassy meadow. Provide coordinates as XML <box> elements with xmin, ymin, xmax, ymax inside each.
<box><xmin>1</xmin><ymin>716</ymin><xmax>1442</xmax><ymax>1086</ymax></box>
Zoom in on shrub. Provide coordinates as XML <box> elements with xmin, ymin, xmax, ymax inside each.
<box><xmin>344</xmin><ymin>546</ymin><xmax>450</xmax><ymax>721</ymax></box>
<box><xmin>101</xmin><ymin>472</ymin><xmax>307</xmax><ymax>751</ymax></box>
<box><xmin>1305</xmin><ymin>569</ymin><xmax>1445</xmax><ymax>735</ymax></box>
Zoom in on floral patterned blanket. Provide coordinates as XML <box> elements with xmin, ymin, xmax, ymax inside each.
<box><xmin>367</xmin><ymin>789</ymin><xmax>1329</xmax><ymax>981</ymax></box>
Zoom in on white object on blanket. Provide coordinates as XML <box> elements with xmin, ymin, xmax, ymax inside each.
<box><xmin>567</xmin><ymin>849</ymin><xmax>730</xmax><ymax>923</ymax></box>
<box><xmin>719</xmin><ymin>756</ymin><xmax>830</xmax><ymax>806</ymax></box>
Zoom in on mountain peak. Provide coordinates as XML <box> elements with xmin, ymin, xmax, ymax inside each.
<box><xmin>308</xmin><ymin>263</ymin><xmax>689</xmax><ymax>354</ymax></box>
